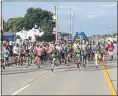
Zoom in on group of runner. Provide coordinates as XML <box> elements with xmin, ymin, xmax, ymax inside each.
<box><xmin>1</xmin><ymin>39</ymin><xmax>115</xmax><ymax>72</ymax></box>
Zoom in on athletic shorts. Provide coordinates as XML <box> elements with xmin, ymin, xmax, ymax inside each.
<box><xmin>25</xmin><ymin>54</ymin><xmax>30</xmax><ymax>57</ymax></box>
<box><xmin>108</xmin><ymin>51</ymin><xmax>113</xmax><ymax>56</ymax></box>
<box><xmin>20</xmin><ymin>54</ymin><xmax>25</xmax><ymax>57</ymax></box>
<box><xmin>86</xmin><ymin>52</ymin><xmax>90</xmax><ymax>57</ymax></box>
<box><xmin>4</xmin><ymin>57</ymin><xmax>9</xmax><ymax>61</ymax></box>
<box><xmin>33</xmin><ymin>54</ymin><xmax>37</xmax><ymax>58</ymax></box>
<box><xmin>14</xmin><ymin>54</ymin><xmax>18</xmax><ymax>57</ymax></box>
<box><xmin>38</xmin><ymin>55</ymin><xmax>43</xmax><ymax>59</ymax></box>
<box><xmin>83</xmin><ymin>55</ymin><xmax>87</xmax><ymax>59</ymax></box>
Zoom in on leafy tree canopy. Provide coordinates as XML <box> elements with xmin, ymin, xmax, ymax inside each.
<box><xmin>4</xmin><ymin>7</ymin><xmax>56</xmax><ymax>41</ymax></box>
<box><xmin>5</xmin><ymin>8</ymin><xmax>55</xmax><ymax>34</ymax></box>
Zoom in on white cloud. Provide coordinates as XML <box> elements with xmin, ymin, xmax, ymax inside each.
<box><xmin>88</xmin><ymin>14</ymin><xmax>97</xmax><ymax>19</ymax></box>
<box><xmin>102</xmin><ymin>4</ymin><xmax>117</xmax><ymax>8</ymax></box>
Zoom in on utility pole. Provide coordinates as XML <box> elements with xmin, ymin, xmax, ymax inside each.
<box><xmin>69</xmin><ymin>8</ymin><xmax>73</xmax><ymax>41</ymax></box>
<box><xmin>71</xmin><ymin>11</ymin><xmax>73</xmax><ymax>40</ymax></box>
<box><xmin>70</xmin><ymin>8</ymin><xmax>72</xmax><ymax>40</ymax></box>
<box><xmin>54</xmin><ymin>5</ymin><xmax>58</xmax><ymax>43</ymax></box>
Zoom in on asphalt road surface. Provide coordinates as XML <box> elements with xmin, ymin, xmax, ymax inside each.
<box><xmin>1</xmin><ymin>55</ymin><xmax>117</xmax><ymax>95</ymax></box>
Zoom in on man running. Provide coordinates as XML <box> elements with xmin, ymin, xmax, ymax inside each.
<box><xmin>75</xmin><ymin>46</ymin><xmax>82</xmax><ymax>71</ymax></box>
<box><xmin>13</xmin><ymin>44</ymin><xmax>20</xmax><ymax>65</ymax></box>
<box><xmin>107</xmin><ymin>42</ymin><xmax>114</xmax><ymax>61</ymax></box>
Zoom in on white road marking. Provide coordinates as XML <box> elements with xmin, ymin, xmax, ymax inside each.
<box><xmin>11</xmin><ymin>84</ymin><xmax>30</xmax><ymax>95</ymax></box>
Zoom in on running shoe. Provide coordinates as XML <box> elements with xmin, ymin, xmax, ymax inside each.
<box><xmin>3</xmin><ymin>66</ymin><xmax>5</xmax><ymax>69</ymax></box>
<box><xmin>38</xmin><ymin>65</ymin><xmax>40</xmax><ymax>68</ymax></box>
<box><xmin>78</xmin><ymin>68</ymin><xmax>80</xmax><ymax>71</ymax></box>
<box><xmin>51</xmin><ymin>69</ymin><xmax>53</xmax><ymax>72</ymax></box>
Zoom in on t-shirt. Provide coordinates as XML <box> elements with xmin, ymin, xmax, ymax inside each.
<box><xmin>13</xmin><ymin>46</ymin><xmax>19</xmax><ymax>54</ymax></box>
<box><xmin>108</xmin><ymin>44</ymin><xmax>114</xmax><ymax>52</ymax></box>
<box><xmin>92</xmin><ymin>45</ymin><xmax>97</xmax><ymax>52</ymax></box>
<box><xmin>81</xmin><ymin>44</ymin><xmax>87</xmax><ymax>54</ymax></box>
<box><xmin>76</xmin><ymin>50</ymin><xmax>81</xmax><ymax>57</ymax></box>
<box><xmin>33</xmin><ymin>48</ymin><xmax>38</xmax><ymax>55</ymax></box>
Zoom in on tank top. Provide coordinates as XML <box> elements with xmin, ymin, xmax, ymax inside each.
<box><xmin>26</xmin><ymin>49</ymin><xmax>29</xmax><ymax>54</ymax></box>
<box><xmin>52</xmin><ymin>50</ymin><xmax>57</xmax><ymax>57</ymax></box>
<box><xmin>38</xmin><ymin>48</ymin><xmax>44</xmax><ymax>56</ymax></box>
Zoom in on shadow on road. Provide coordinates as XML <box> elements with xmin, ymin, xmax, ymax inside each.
<box><xmin>1</xmin><ymin>59</ymin><xmax>117</xmax><ymax>75</ymax></box>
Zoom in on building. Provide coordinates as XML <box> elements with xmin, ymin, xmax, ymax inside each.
<box><xmin>3</xmin><ymin>32</ymin><xmax>14</xmax><ymax>41</ymax></box>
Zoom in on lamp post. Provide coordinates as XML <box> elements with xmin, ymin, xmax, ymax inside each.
<box><xmin>61</xmin><ymin>6</ymin><xmax>73</xmax><ymax>40</ymax></box>
<box><xmin>53</xmin><ymin>5</ymin><xmax>74</xmax><ymax>42</ymax></box>
<box><xmin>69</xmin><ymin>8</ymin><xmax>72</xmax><ymax>40</ymax></box>
<box><xmin>53</xmin><ymin>5</ymin><xmax>58</xmax><ymax>43</ymax></box>
<box><xmin>1</xmin><ymin>20</ymin><xmax>4</xmax><ymax>44</ymax></box>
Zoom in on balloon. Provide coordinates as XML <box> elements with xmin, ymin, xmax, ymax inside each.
<box><xmin>39</xmin><ymin>31</ymin><xmax>44</xmax><ymax>37</ymax></box>
<box><xmin>35</xmin><ymin>35</ymin><xmax>39</xmax><ymax>39</ymax></box>
<box><xmin>72</xmin><ymin>43</ymin><xmax>78</xmax><ymax>50</ymax></box>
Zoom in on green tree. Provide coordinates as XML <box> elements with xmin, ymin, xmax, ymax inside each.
<box><xmin>15</xmin><ymin>17</ymin><xmax>25</xmax><ymax>31</ymax></box>
<box><xmin>24</xmin><ymin>7</ymin><xmax>54</xmax><ymax>35</ymax></box>
<box><xmin>4</xmin><ymin>7</ymin><xmax>55</xmax><ymax>41</ymax></box>
<box><xmin>7</xmin><ymin>17</ymin><xmax>24</xmax><ymax>32</ymax></box>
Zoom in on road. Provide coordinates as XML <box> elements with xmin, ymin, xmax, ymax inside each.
<box><xmin>1</xmin><ymin>55</ymin><xmax>117</xmax><ymax>95</ymax></box>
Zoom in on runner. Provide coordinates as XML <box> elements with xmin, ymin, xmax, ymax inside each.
<box><xmin>75</xmin><ymin>46</ymin><xmax>82</xmax><ymax>71</ymax></box>
<box><xmin>81</xmin><ymin>41</ymin><xmax>88</xmax><ymax>67</ymax></box>
<box><xmin>13</xmin><ymin>44</ymin><xmax>20</xmax><ymax>65</ymax></box>
<box><xmin>37</xmin><ymin>45</ymin><xmax>44</xmax><ymax>68</ymax></box>
<box><xmin>2</xmin><ymin>47</ymin><xmax>10</xmax><ymax>69</ymax></box>
<box><xmin>56</xmin><ymin>44</ymin><xmax>62</xmax><ymax>65</ymax></box>
<box><xmin>25</xmin><ymin>46</ymin><xmax>30</xmax><ymax>68</ymax></box>
<box><xmin>95</xmin><ymin>49</ymin><xmax>102</xmax><ymax>68</ymax></box>
<box><xmin>107</xmin><ymin>42</ymin><xmax>114</xmax><ymax>61</ymax></box>
<box><xmin>19</xmin><ymin>46</ymin><xmax>25</xmax><ymax>66</ymax></box>
<box><xmin>33</xmin><ymin>45</ymin><xmax>38</xmax><ymax>64</ymax></box>
<box><xmin>51</xmin><ymin>46</ymin><xmax>58</xmax><ymax>72</ymax></box>
<box><xmin>65</xmin><ymin>45</ymin><xmax>72</xmax><ymax>68</ymax></box>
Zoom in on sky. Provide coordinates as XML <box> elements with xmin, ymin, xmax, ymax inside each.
<box><xmin>2</xmin><ymin>2</ymin><xmax>117</xmax><ymax>36</ymax></box>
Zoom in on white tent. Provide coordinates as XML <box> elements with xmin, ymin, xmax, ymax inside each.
<box><xmin>15</xmin><ymin>27</ymin><xmax>44</xmax><ymax>42</ymax></box>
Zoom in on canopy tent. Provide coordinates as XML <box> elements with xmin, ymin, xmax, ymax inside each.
<box><xmin>15</xmin><ymin>27</ymin><xmax>44</xmax><ymax>42</ymax></box>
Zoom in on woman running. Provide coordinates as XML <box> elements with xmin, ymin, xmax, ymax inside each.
<box><xmin>2</xmin><ymin>47</ymin><xmax>10</xmax><ymax>69</ymax></box>
<box><xmin>33</xmin><ymin>45</ymin><xmax>38</xmax><ymax>65</ymax></box>
<box><xmin>75</xmin><ymin>46</ymin><xmax>82</xmax><ymax>70</ymax></box>
<box><xmin>13</xmin><ymin>44</ymin><xmax>20</xmax><ymax>65</ymax></box>
<box><xmin>51</xmin><ymin>46</ymin><xmax>58</xmax><ymax>72</ymax></box>
<box><xmin>19</xmin><ymin>46</ymin><xmax>25</xmax><ymax>66</ymax></box>
<box><xmin>25</xmin><ymin>46</ymin><xmax>30</xmax><ymax>68</ymax></box>
<box><xmin>95</xmin><ymin>50</ymin><xmax>102</xmax><ymax>68</ymax></box>
<box><xmin>65</xmin><ymin>45</ymin><xmax>71</xmax><ymax>68</ymax></box>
